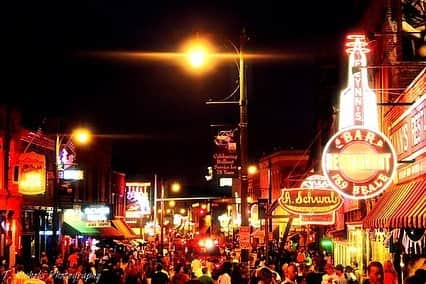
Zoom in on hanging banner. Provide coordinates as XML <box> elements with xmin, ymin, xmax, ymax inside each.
<box><xmin>18</xmin><ymin>152</ymin><xmax>46</xmax><ymax>195</ymax></box>
<box><xmin>212</xmin><ymin>127</ymin><xmax>239</xmax><ymax>178</ymax></box>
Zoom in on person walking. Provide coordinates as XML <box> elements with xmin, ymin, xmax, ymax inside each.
<box><xmin>362</xmin><ymin>262</ymin><xmax>384</xmax><ymax>284</ymax></box>
<box><xmin>256</xmin><ymin>267</ymin><xmax>274</xmax><ymax>284</ymax></box>
<box><xmin>282</xmin><ymin>263</ymin><xmax>298</xmax><ymax>284</ymax></box>
<box><xmin>321</xmin><ymin>264</ymin><xmax>337</xmax><ymax>284</ymax></box>
<box><xmin>218</xmin><ymin>262</ymin><xmax>232</xmax><ymax>284</ymax></box>
<box><xmin>344</xmin><ymin>266</ymin><xmax>358</xmax><ymax>284</ymax></box>
<box><xmin>333</xmin><ymin>264</ymin><xmax>348</xmax><ymax>284</ymax></box>
<box><xmin>199</xmin><ymin>267</ymin><xmax>213</xmax><ymax>284</ymax></box>
<box><xmin>383</xmin><ymin>260</ymin><xmax>397</xmax><ymax>284</ymax></box>
<box><xmin>151</xmin><ymin>263</ymin><xmax>169</xmax><ymax>284</ymax></box>
<box><xmin>11</xmin><ymin>264</ymin><xmax>30</xmax><ymax>284</ymax></box>
<box><xmin>171</xmin><ymin>264</ymin><xmax>189</xmax><ymax>284</ymax></box>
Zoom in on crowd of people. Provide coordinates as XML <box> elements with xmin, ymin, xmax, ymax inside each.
<box><xmin>0</xmin><ymin>241</ymin><xmax>424</xmax><ymax>284</ymax></box>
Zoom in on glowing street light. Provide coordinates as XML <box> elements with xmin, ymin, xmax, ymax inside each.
<box><xmin>182</xmin><ymin>37</ymin><xmax>217</xmax><ymax>74</ymax></box>
<box><xmin>184</xmin><ymin>32</ymin><xmax>250</xmax><ymax>263</ymax></box>
<box><xmin>56</xmin><ymin>127</ymin><xmax>92</xmax><ymax>172</ymax></box>
<box><xmin>72</xmin><ymin>128</ymin><xmax>92</xmax><ymax>145</ymax></box>
<box><xmin>53</xmin><ymin>126</ymin><xmax>92</xmax><ymax>255</ymax></box>
<box><xmin>171</xmin><ymin>182</ymin><xmax>181</xmax><ymax>193</ymax></box>
<box><xmin>248</xmin><ymin>165</ymin><xmax>258</xmax><ymax>175</ymax></box>
<box><xmin>187</xmin><ymin>48</ymin><xmax>207</xmax><ymax>68</ymax></box>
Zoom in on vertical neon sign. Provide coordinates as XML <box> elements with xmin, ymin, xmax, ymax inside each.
<box><xmin>339</xmin><ymin>35</ymin><xmax>378</xmax><ymax>131</ymax></box>
<box><xmin>322</xmin><ymin>34</ymin><xmax>397</xmax><ymax>200</ymax></box>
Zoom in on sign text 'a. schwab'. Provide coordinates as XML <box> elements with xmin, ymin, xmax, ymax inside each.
<box><xmin>322</xmin><ymin>127</ymin><xmax>397</xmax><ymax>199</ymax></box>
<box><xmin>279</xmin><ymin>188</ymin><xmax>343</xmax><ymax>215</ymax></box>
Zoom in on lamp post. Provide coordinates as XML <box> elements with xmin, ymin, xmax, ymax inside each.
<box><xmin>159</xmin><ymin>181</ymin><xmax>180</xmax><ymax>256</ymax></box>
<box><xmin>160</xmin><ymin>183</ymin><xmax>165</xmax><ymax>256</ymax></box>
<box><xmin>52</xmin><ymin>127</ymin><xmax>91</xmax><ymax>256</ymax></box>
<box><xmin>186</xmin><ymin>31</ymin><xmax>250</xmax><ymax>263</ymax></box>
<box><xmin>239</xmin><ymin>34</ymin><xmax>250</xmax><ymax>263</ymax></box>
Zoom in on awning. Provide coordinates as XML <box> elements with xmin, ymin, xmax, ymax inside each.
<box><xmin>389</xmin><ymin>180</ymin><xmax>426</xmax><ymax>228</ymax></box>
<box><xmin>63</xmin><ymin>219</ymin><xmax>100</xmax><ymax>236</ymax></box>
<box><xmin>97</xmin><ymin>226</ymin><xmax>124</xmax><ymax>239</ymax></box>
<box><xmin>362</xmin><ymin>180</ymin><xmax>426</xmax><ymax>229</ymax></box>
<box><xmin>63</xmin><ymin>220</ymin><xmax>124</xmax><ymax>239</ymax></box>
<box><xmin>111</xmin><ymin>219</ymin><xmax>138</xmax><ymax>239</ymax></box>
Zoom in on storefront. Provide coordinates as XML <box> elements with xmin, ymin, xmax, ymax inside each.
<box><xmin>61</xmin><ymin>206</ymin><xmax>124</xmax><ymax>256</ymax></box>
<box><xmin>363</xmin><ymin>180</ymin><xmax>425</xmax><ymax>231</ymax></box>
<box><xmin>361</xmin><ymin>72</ymin><xmax>426</xmax><ymax>281</ymax></box>
<box><xmin>62</xmin><ymin>218</ymin><xmax>123</xmax><ymax>239</ymax></box>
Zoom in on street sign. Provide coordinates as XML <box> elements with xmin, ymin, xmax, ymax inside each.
<box><xmin>240</xmin><ymin>226</ymin><xmax>250</xmax><ymax>249</ymax></box>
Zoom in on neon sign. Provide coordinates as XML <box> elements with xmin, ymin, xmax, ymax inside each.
<box><xmin>125</xmin><ymin>184</ymin><xmax>151</xmax><ymax>219</ymax></box>
<box><xmin>322</xmin><ymin>34</ymin><xmax>397</xmax><ymax>199</ymax></box>
<box><xmin>390</xmin><ymin>95</ymin><xmax>425</xmax><ymax>161</ymax></box>
<box><xmin>339</xmin><ymin>34</ymin><xmax>378</xmax><ymax>131</ymax></box>
<box><xmin>83</xmin><ymin>206</ymin><xmax>110</xmax><ymax>221</ymax></box>
<box><xmin>322</xmin><ymin>127</ymin><xmax>397</xmax><ymax>199</ymax></box>
<box><xmin>279</xmin><ymin>188</ymin><xmax>343</xmax><ymax>214</ymax></box>
<box><xmin>18</xmin><ymin>152</ymin><xmax>46</xmax><ymax>195</ymax></box>
<box><xmin>278</xmin><ymin>175</ymin><xmax>344</xmax><ymax>215</ymax></box>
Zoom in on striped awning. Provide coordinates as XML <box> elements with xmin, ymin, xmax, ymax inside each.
<box><xmin>362</xmin><ymin>180</ymin><xmax>426</xmax><ymax>229</ymax></box>
<box><xmin>389</xmin><ymin>180</ymin><xmax>426</xmax><ymax>228</ymax></box>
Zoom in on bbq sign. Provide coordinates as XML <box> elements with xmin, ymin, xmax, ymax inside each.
<box><xmin>322</xmin><ymin>127</ymin><xmax>397</xmax><ymax>199</ymax></box>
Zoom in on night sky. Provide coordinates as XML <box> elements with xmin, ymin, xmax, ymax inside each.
<box><xmin>2</xmin><ymin>1</ymin><xmax>370</xmax><ymax>186</ymax></box>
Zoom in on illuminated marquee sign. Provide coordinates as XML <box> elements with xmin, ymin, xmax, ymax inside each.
<box><xmin>390</xmin><ymin>95</ymin><xmax>425</xmax><ymax>162</ymax></box>
<box><xmin>390</xmin><ymin>95</ymin><xmax>425</xmax><ymax>182</ymax></box>
<box><xmin>125</xmin><ymin>182</ymin><xmax>151</xmax><ymax>223</ymax></box>
<box><xmin>339</xmin><ymin>34</ymin><xmax>378</xmax><ymax>131</ymax></box>
<box><xmin>322</xmin><ymin>127</ymin><xmax>397</xmax><ymax>199</ymax></box>
<box><xmin>18</xmin><ymin>152</ymin><xmax>46</xmax><ymax>195</ymax></box>
<box><xmin>322</xmin><ymin>34</ymin><xmax>397</xmax><ymax>199</ymax></box>
<box><xmin>83</xmin><ymin>205</ymin><xmax>111</xmax><ymax>221</ymax></box>
<box><xmin>278</xmin><ymin>175</ymin><xmax>344</xmax><ymax>215</ymax></box>
<box><xmin>63</xmin><ymin>169</ymin><xmax>84</xmax><ymax>180</ymax></box>
<box><xmin>279</xmin><ymin>188</ymin><xmax>343</xmax><ymax>214</ymax></box>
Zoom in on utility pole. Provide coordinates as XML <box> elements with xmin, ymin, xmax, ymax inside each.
<box><xmin>264</xmin><ymin>159</ymin><xmax>272</xmax><ymax>263</ymax></box>
<box><xmin>239</xmin><ymin>30</ymin><xmax>249</xmax><ymax>264</ymax></box>
<box><xmin>160</xmin><ymin>182</ymin><xmax>165</xmax><ymax>257</ymax></box>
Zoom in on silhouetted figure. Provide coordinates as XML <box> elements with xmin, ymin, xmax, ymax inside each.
<box><xmin>151</xmin><ymin>263</ymin><xmax>169</xmax><ymax>284</ymax></box>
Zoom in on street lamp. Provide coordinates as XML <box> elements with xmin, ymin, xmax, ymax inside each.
<box><xmin>52</xmin><ymin>127</ymin><xmax>92</xmax><ymax>255</ymax></box>
<box><xmin>55</xmin><ymin>128</ymin><xmax>92</xmax><ymax>175</ymax></box>
<box><xmin>185</xmin><ymin>32</ymin><xmax>250</xmax><ymax>262</ymax></box>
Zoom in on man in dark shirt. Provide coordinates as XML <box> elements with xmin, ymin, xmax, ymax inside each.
<box><xmin>152</xmin><ymin>263</ymin><xmax>169</xmax><ymax>284</ymax></box>
<box><xmin>199</xmin><ymin>267</ymin><xmax>214</xmax><ymax>284</ymax></box>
